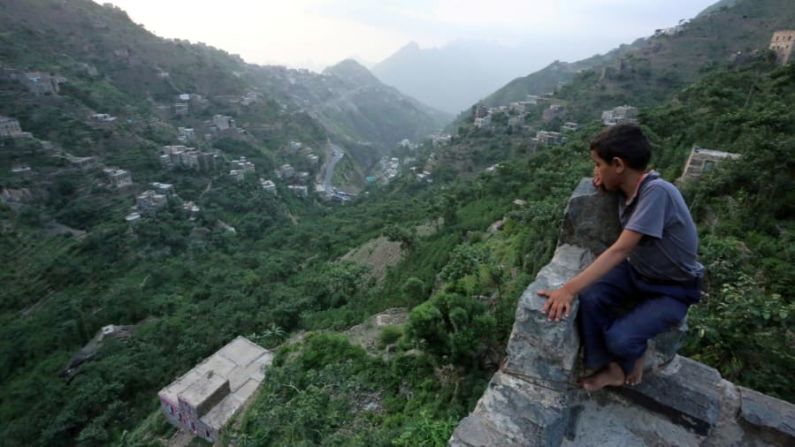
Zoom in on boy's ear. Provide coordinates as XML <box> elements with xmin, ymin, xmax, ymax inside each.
<box><xmin>612</xmin><ymin>156</ymin><xmax>626</xmax><ymax>173</ymax></box>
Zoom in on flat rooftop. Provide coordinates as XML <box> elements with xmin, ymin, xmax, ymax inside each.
<box><xmin>159</xmin><ymin>336</ymin><xmax>273</xmax><ymax>429</ymax></box>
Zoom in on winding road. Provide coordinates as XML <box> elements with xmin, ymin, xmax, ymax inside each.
<box><xmin>322</xmin><ymin>142</ymin><xmax>344</xmax><ymax>191</ymax></box>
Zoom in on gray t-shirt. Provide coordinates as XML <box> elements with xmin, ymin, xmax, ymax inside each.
<box><xmin>619</xmin><ymin>171</ymin><xmax>704</xmax><ymax>282</ymax></box>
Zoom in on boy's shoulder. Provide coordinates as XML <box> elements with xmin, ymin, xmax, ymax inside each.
<box><xmin>639</xmin><ymin>173</ymin><xmax>685</xmax><ymax>203</ymax></box>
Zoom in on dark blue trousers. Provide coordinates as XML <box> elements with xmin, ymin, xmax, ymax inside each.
<box><xmin>577</xmin><ymin>260</ymin><xmax>700</xmax><ymax>375</ymax></box>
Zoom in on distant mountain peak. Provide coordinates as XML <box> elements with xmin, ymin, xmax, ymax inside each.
<box><xmin>323</xmin><ymin>58</ymin><xmax>379</xmax><ymax>85</ymax></box>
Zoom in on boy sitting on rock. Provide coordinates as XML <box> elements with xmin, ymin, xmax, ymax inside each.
<box><xmin>538</xmin><ymin>123</ymin><xmax>703</xmax><ymax>391</ymax></box>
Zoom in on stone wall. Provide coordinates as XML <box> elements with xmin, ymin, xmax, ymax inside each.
<box><xmin>449</xmin><ymin>178</ymin><xmax>795</xmax><ymax>446</ymax></box>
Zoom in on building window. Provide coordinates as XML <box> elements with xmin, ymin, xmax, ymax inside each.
<box><xmin>703</xmin><ymin>160</ymin><xmax>716</xmax><ymax>173</ymax></box>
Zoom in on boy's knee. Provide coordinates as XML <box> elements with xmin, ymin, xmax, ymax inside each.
<box><xmin>577</xmin><ymin>287</ymin><xmax>599</xmax><ymax>309</ymax></box>
<box><xmin>605</xmin><ymin>331</ymin><xmax>644</xmax><ymax>359</ymax></box>
<box><xmin>578</xmin><ymin>285</ymin><xmax>611</xmax><ymax>312</ymax></box>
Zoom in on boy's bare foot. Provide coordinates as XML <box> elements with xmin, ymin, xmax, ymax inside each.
<box><xmin>625</xmin><ymin>354</ymin><xmax>645</xmax><ymax>386</ymax></box>
<box><xmin>580</xmin><ymin>362</ymin><xmax>625</xmax><ymax>392</ymax></box>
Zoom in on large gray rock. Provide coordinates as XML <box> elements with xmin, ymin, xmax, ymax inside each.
<box><xmin>739</xmin><ymin>386</ymin><xmax>795</xmax><ymax>444</ymax></box>
<box><xmin>503</xmin><ymin>244</ymin><xmax>592</xmax><ymax>388</ymax></box>
<box><xmin>449</xmin><ymin>372</ymin><xmax>571</xmax><ymax>447</ymax></box>
<box><xmin>558</xmin><ymin>179</ymin><xmax>621</xmax><ymax>256</ymax></box>
<box><xmin>618</xmin><ymin>355</ymin><xmax>722</xmax><ymax>435</ymax></box>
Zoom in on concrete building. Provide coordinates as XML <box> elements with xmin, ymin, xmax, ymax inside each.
<box><xmin>177</xmin><ymin>127</ymin><xmax>196</xmax><ymax>143</ymax></box>
<box><xmin>474</xmin><ymin>103</ymin><xmax>489</xmax><ymax>119</ymax></box>
<box><xmin>306</xmin><ymin>154</ymin><xmax>320</xmax><ymax>165</ymax></box>
<box><xmin>174</xmin><ymin>103</ymin><xmax>189</xmax><ymax>117</ymax></box>
<box><xmin>278</xmin><ymin>164</ymin><xmax>295</xmax><ymax>179</ymax></box>
<box><xmin>260</xmin><ymin>178</ymin><xmax>276</xmax><ymax>194</ymax></box>
<box><xmin>474</xmin><ymin>115</ymin><xmax>492</xmax><ymax>129</ymax></box>
<box><xmin>182</xmin><ymin>201</ymin><xmax>200</xmax><ymax>219</ymax></box>
<box><xmin>543</xmin><ymin>104</ymin><xmax>566</xmax><ymax>123</ymax></box>
<box><xmin>151</xmin><ymin>182</ymin><xmax>175</xmax><ymax>197</ymax></box>
<box><xmin>562</xmin><ymin>122</ymin><xmax>579</xmax><ymax>132</ymax></box>
<box><xmin>70</xmin><ymin>156</ymin><xmax>98</xmax><ymax>170</ymax></box>
<box><xmin>288</xmin><ymin>185</ymin><xmax>308</xmax><ymax>197</ymax></box>
<box><xmin>0</xmin><ymin>116</ymin><xmax>23</xmax><ymax>137</ymax></box>
<box><xmin>136</xmin><ymin>190</ymin><xmax>168</xmax><ymax>214</ymax></box>
<box><xmin>509</xmin><ymin>102</ymin><xmax>528</xmax><ymax>114</ymax></box>
<box><xmin>529</xmin><ymin>131</ymin><xmax>564</xmax><ymax>151</ymax></box>
<box><xmin>103</xmin><ymin>168</ymin><xmax>133</xmax><ymax>188</ymax></box>
<box><xmin>288</xmin><ymin>141</ymin><xmax>303</xmax><ymax>152</ymax></box>
<box><xmin>162</xmin><ymin>146</ymin><xmax>216</xmax><ymax>172</ymax></box>
<box><xmin>158</xmin><ymin>337</ymin><xmax>273</xmax><ymax>443</ymax></box>
<box><xmin>602</xmin><ymin>105</ymin><xmax>639</xmax><ymax>126</ymax></box>
<box><xmin>431</xmin><ymin>134</ymin><xmax>452</xmax><ymax>146</ymax></box>
<box><xmin>770</xmin><ymin>30</ymin><xmax>795</xmax><ymax>65</ymax></box>
<box><xmin>212</xmin><ymin>115</ymin><xmax>235</xmax><ymax>131</ymax></box>
<box><xmin>678</xmin><ymin>145</ymin><xmax>741</xmax><ymax>183</ymax></box>
<box><xmin>295</xmin><ymin>171</ymin><xmax>310</xmax><ymax>184</ymax></box>
<box><xmin>21</xmin><ymin>72</ymin><xmax>65</xmax><ymax>95</ymax></box>
<box><xmin>229</xmin><ymin>157</ymin><xmax>255</xmax><ymax>182</ymax></box>
<box><xmin>125</xmin><ymin>212</ymin><xmax>141</xmax><ymax>224</ymax></box>
<box><xmin>90</xmin><ymin>113</ymin><xmax>117</xmax><ymax>123</ymax></box>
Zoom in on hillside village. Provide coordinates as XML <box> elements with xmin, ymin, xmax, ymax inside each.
<box><xmin>0</xmin><ymin>0</ymin><xmax>794</xmax><ymax>446</ymax></box>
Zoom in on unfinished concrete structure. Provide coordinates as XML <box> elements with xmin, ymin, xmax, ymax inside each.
<box><xmin>679</xmin><ymin>145</ymin><xmax>741</xmax><ymax>183</ymax></box>
<box><xmin>770</xmin><ymin>30</ymin><xmax>795</xmax><ymax>65</ymax></box>
<box><xmin>158</xmin><ymin>337</ymin><xmax>273</xmax><ymax>443</ymax></box>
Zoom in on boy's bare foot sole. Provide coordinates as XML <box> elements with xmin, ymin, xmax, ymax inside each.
<box><xmin>580</xmin><ymin>362</ymin><xmax>625</xmax><ymax>392</ymax></box>
<box><xmin>625</xmin><ymin>354</ymin><xmax>645</xmax><ymax>386</ymax></box>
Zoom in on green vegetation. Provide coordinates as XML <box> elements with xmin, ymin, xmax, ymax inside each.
<box><xmin>0</xmin><ymin>0</ymin><xmax>793</xmax><ymax>446</ymax></box>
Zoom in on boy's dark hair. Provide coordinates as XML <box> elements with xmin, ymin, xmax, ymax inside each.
<box><xmin>590</xmin><ymin>123</ymin><xmax>651</xmax><ymax>170</ymax></box>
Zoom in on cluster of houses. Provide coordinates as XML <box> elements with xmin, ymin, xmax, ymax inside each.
<box><xmin>381</xmin><ymin>157</ymin><xmax>400</xmax><ymax>181</ymax></box>
<box><xmin>473</xmin><ymin>96</ymin><xmax>561</xmax><ymax>130</ymax></box>
<box><xmin>229</xmin><ymin>156</ymin><xmax>256</xmax><ymax>182</ymax></box>
<box><xmin>285</xmin><ymin>141</ymin><xmax>320</xmax><ymax>166</ymax></box>
<box><xmin>430</xmin><ymin>133</ymin><xmax>452</xmax><ymax>147</ymax></box>
<box><xmin>273</xmin><ymin>163</ymin><xmax>312</xmax><ymax>197</ymax></box>
<box><xmin>398</xmin><ymin>139</ymin><xmax>419</xmax><ymax>150</ymax></box>
<box><xmin>160</xmin><ymin>145</ymin><xmax>218</xmax><ymax>172</ymax></box>
<box><xmin>601</xmin><ymin>105</ymin><xmax>639</xmax><ymax>126</ymax></box>
<box><xmin>173</xmin><ymin>93</ymin><xmax>208</xmax><ymax>118</ymax></box>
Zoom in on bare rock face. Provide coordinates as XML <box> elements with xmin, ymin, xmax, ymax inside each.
<box><xmin>449</xmin><ymin>178</ymin><xmax>795</xmax><ymax>447</ymax></box>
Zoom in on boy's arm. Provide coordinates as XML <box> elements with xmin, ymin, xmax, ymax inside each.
<box><xmin>538</xmin><ymin>229</ymin><xmax>643</xmax><ymax>321</ymax></box>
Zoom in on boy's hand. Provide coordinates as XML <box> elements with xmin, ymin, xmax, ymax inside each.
<box><xmin>592</xmin><ymin>167</ymin><xmax>604</xmax><ymax>191</ymax></box>
<box><xmin>537</xmin><ymin>287</ymin><xmax>575</xmax><ymax>322</ymax></box>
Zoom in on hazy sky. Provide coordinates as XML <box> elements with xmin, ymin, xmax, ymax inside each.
<box><xmin>99</xmin><ymin>0</ymin><xmax>720</xmax><ymax>71</ymax></box>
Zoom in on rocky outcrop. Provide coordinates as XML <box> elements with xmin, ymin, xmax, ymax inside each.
<box><xmin>450</xmin><ymin>178</ymin><xmax>795</xmax><ymax>447</ymax></box>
